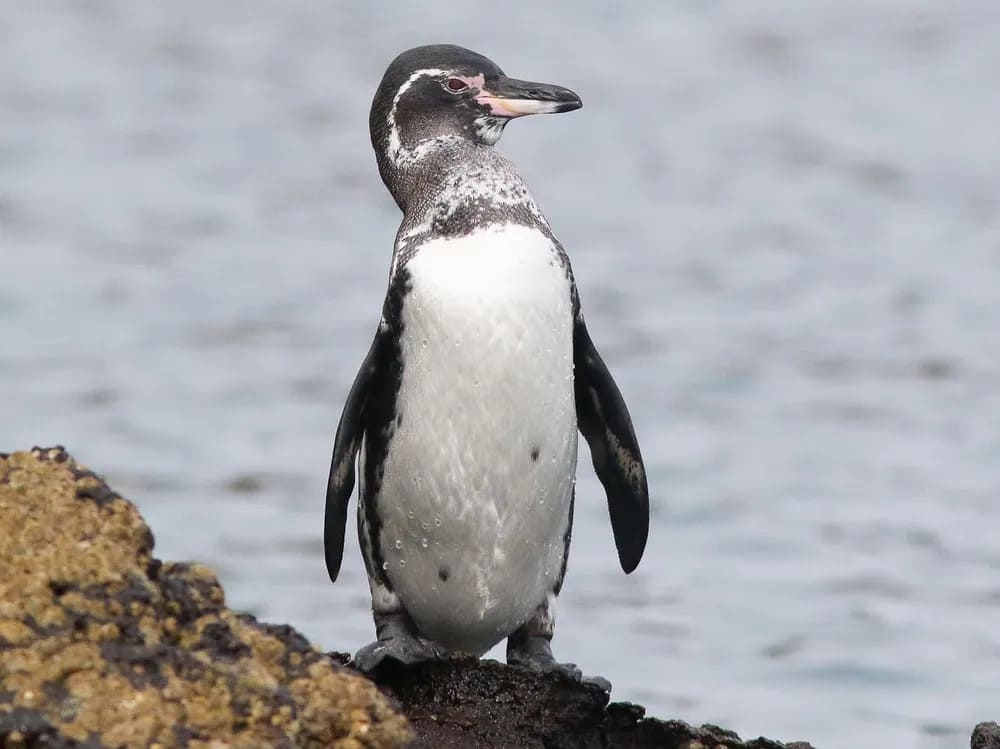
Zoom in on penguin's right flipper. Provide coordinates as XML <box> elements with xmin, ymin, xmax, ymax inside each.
<box><xmin>573</xmin><ymin>315</ymin><xmax>650</xmax><ymax>574</ymax></box>
<box><xmin>324</xmin><ymin>327</ymin><xmax>383</xmax><ymax>583</ymax></box>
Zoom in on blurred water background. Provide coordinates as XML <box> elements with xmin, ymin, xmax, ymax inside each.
<box><xmin>3</xmin><ymin>2</ymin><xmax>999</xmax><ymax>746</ymax></box>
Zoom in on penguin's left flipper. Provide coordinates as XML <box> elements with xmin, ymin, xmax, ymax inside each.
<box><xmin>324</xmin><ymin>327</ymin><xmax>383</xmax><ymax>583</ymax></box>
<box><xmin>573</xmin><ymin>316</ymin><xmax>650</xmax><ymax>573</ymax></box>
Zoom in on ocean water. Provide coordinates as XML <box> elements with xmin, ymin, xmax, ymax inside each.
<box><xmin>2</xmin><ymin>2</ymin><xmax>999</xmax><ymax>746</ymax></box>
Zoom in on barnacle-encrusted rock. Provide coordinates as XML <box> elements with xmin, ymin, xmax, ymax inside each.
<box><xmin>0</xmin><ymin>447</ymin><xmax>410</xmax><ymax>749</ymax></box>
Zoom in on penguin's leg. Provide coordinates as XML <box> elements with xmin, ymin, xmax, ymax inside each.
<box><xmin>353</xmin><ymin>493</ymin><xmax>445</xmax><ymax>673</ymax></box>
<box><xmin>506</xmin><ymin>595</ymin><xmax>611</xmax><ymax>690</ymax></box>
<box><xmin>353</xmin><ymin>593</ymin><xmax>444</xmax><ymax>673</ymax></box>
<box><xmin>507</xmin><ymin>489</ymin><xmax>581</xmax><ymax>678</ymax></box>
<box><xmin>506</xmin><ymin>593</ymin><xmax>579</xmax><ymax>677</ymax></box>
<box><xmin>506</xmin><ymin>490</ymin><xmax>611</xmax><ymax>689</ymax></box>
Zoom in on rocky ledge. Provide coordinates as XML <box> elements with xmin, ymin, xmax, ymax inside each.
<box><xmin>337</xmin><ymin>654</ymin><xmax>820</xmax><ymax>749</ymax></box>
<box><xmin>0</xmin><ymin>447</ymin><xmax>994</xmax><ymax>748</ymax></box>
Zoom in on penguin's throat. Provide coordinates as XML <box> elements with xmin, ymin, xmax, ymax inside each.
<box><xmin>386</xmin><ymin>143</ymin><xmax>515</xmax><ymax>216</ymax></box>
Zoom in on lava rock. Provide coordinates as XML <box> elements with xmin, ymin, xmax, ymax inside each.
<box><xmin>338</xmin><ymin>654</ymin><xmax>819</xmax><ymax>749</ymax></box>
<box><xmin>973</xmin><ymin>722</ymin><xmax>1000</xmax><ymax>749</ymax></box>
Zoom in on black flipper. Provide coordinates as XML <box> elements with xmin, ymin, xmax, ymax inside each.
<box><xmin>325</xmin><ymin>269</ymin><xmax>411</xmax><ymax>585</ymax></box>
<box><xmin>324</xmin><ymin>327</ymin><xmax>383</xmax><ymax>582</ymax></box>
<box><xmin>574</xmin><ymin>315</ymin><xmax>649</xmax><ymax>573</ymax></box>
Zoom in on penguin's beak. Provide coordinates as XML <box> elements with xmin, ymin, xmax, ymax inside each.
<box><xmin>475</xmin><ymin>76</ymin><xmax>582</xmax><ymax>117</ymax></box>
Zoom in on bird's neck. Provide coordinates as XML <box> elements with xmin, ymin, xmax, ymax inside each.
<box><xmin>382</xmin><ymin>139</ymin><xmax>522</xmax><ymax>216</ymax></box>
<box><xmin>378</xmin><ymin>139</ymin><xmax>450</xmax><ymax>212</ymax></box>
<box><xmin>387</xmin><ymin>144</ymin><xmax>548</xmax><ymax>250</ymax></box>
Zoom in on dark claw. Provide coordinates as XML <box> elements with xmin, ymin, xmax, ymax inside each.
<box><xmin>549</xmin><ymin>661</ymin><xmax>583</xmax><ymax>681</ymax></box>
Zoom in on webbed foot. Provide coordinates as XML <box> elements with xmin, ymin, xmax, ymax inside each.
<box><xmin>352</xmin><ymin>610</ymin><xmax>445</xmax><ymax>673</ymax></box>
<box><xmin>506</xmin><ymin>629</ymin><xmax>611</xmax><ymax>692</ymax></box>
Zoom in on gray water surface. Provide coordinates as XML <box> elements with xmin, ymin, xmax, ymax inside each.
<box><xmin>3</xmin><ymin>2</ymin><xmax>999</xmax><ymax>747</ymax></box>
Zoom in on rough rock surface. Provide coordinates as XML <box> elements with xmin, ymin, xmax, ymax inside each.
<box><xmin>0</xmin><ymin>447</ymin><xmax>410</xmax><ymax>749</ymax></box>
<box><xmin>973</xmin><ymin>722</ymin><xmax>1000</xmax><ymax>749</ymax></box>
<box><xmin>336</xmin><ymin>654</ymin><xmax>817</xmax><ymax>749</ymax></box>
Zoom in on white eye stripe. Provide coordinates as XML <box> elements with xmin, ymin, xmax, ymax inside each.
<box><xmin>390</xmin><ymin>68</ymin><xmax>447</xmax><ymax>109</ymax></box>
<box><xmin>387</xmin><ymin>68</ymin><xmax>447</xmax><ymax>168</ymax></box>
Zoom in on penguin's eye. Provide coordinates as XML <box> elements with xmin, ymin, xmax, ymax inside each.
<box><xmin>446</xmin><ymin>78</ymin><xmax>469</xmax><ymax>92</ymax></box>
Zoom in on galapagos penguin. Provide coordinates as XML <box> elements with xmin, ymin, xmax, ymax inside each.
<box><xmin>324</xmin><ymin>44</ymin><xmax>648</xmax><ymax>680</ymax></box>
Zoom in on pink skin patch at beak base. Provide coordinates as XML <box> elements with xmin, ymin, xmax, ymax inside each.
<box><xmin>453</xmin><ymin>73</ymin><xmax>486</xmax><ymax>91</ymax></box>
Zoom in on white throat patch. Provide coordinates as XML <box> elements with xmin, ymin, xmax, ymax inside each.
<box><xmin>473</xmin><ymin>115</ymin><xmax>507</xmax><ymax>146</ymax></box>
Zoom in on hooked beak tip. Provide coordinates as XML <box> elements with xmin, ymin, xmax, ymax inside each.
<box><xmin>549</xmin><ymin>92</ymin><xmax>583</xmax><ymax>113</ymax></box>
<box><xmin>476</xmin><ymin>78</ymin><xmax>582</xmax><ymax>118</ymax></box>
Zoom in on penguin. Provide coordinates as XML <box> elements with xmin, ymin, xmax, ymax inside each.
<box><xmin>324</xmin><ymin>44</ymin><xmax>648</xmax><ymax>680</ymax></box>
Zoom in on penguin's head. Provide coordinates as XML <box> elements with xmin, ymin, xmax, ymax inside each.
<box><xmin>370</xmin><ymin>44</ymin><xmax>581</xmax><ymax>174</ymax></box>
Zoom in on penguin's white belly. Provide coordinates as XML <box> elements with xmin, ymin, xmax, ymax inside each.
<box><xmin>375</xmin><ymin>224</ymin><xmax>577</xmax><ymax>654</ymax></box>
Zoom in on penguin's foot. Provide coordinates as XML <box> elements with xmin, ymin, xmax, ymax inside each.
<box><xmin>353</xmin><ymin>636</ymin><xmax>441</xmax><ymax>673</ymax></box>
<box><xmin>506</xmin><ymin>631</ymin><xmax>581</xmax><ymax>679</ymax></box>
<box><xmin>506</xmin><ymin>631</ymin><xmax>612</xmax><ymax>691</ymax></box>
<box><xmin>352</xmin><ymin>611</ymin><xmax>445</xmax><ymax>674</ymax></box>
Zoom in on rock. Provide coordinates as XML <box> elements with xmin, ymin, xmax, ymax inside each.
<box><xmin>0</xmin><ymin>447</ymin><xmax>410</xmax><ymax>749</ymax></box>
<box><xmin>973</xmin><ymin>722</ymin><xmax>1000</xmax><ymax>749</ymax></box>
<box><xmin>336</xmin><ymin>654</ymin><xmax>819</xmax><ymax>749</ymax></box>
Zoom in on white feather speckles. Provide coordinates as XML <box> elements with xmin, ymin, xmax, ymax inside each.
<box><xmin>473</xmin><ymin>115</ymin><xmax>507</xmax><ymax>146</ymax></box>
<box><xmin>390</xmin><ymin>152</ymin><xmax>550</xmax><ymax>277</ymax></box>
<box><xmin>371</xmin><ymin>224</ymin><xmax>577</xmax><ymax>654</ymax></box>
